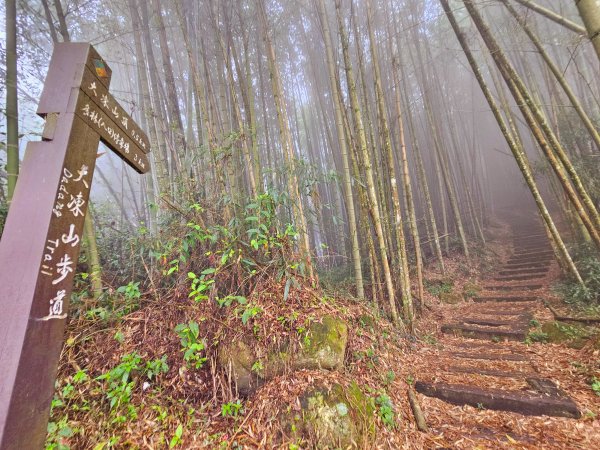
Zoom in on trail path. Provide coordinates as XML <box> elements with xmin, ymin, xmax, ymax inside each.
<box><xmin>415</xmin><ymin>214</ymin><xmax>584</xmax><ymax>421</ymax></box>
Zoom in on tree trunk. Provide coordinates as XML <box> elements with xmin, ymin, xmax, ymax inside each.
<box><xmin>335</xmin><ymin>0</ymin><xmax>402</xmax><ymax>329</ymax></box>
<box><xmin>575</xmin><ymin>0</ymin><xmax>600</xmax><ymax>62</ymax></box>
<box><xmin>53</xmin><ymin>0</ymin><xmax>70</xmax><ymax>41</ymax></box>
<box><xmin>440</xmin><ymin>0</ymin><xmax>583</xmax><ymax>283</ymax></box>
<box><xmin>366</xmin><ymin>0</ymin><xmax>413</xmax><ymax>325</ymax></box>
<box><xmin>258</xmin><ymin>0</ymin><xmax>315</xmax><ymax>282</ymax></box>
<box><xmin>6</xmin><ymin>0</ymin><xmax>18</xmax><ymax>204</ymax></box>
<box><xmin>513</xmin><ymin>0</ymin><xmax>587</xmax><ymax>35</ymax></box>
<box><xmin>464</xmin><ymin>0</ymin><xmax>600</xmax><ymax>251</ymax></box>
<box><xmin>505</xmin><ymin>2</ymin><xmax>600</xmax><ymax>152</ymax></box>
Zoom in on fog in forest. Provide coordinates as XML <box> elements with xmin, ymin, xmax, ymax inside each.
<box><xmin>1</xmin><ymin>0</ymin><xmax>600</xmax><ymax>447</ymax></box>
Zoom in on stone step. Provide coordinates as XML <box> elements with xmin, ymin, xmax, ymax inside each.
<box><xmin>414</xmin><ymin>381</ymin><xmax>581</xmax><ymax>418</ymax></box>
<box><xmin>441</xmin><ymin>323</ymin><xmax>527</xmax><ymax>341</ymax></box>
<box><xmin>451</xmin><ymin>351</ymin><xmax>529</xmax><ymax>362</ymax></box>
<box><xmin>483</xmin><ymin>284</ymin><xmax>542</xmax><ymax>291</ymax></box>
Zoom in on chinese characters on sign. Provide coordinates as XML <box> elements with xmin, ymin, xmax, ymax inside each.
<box><xmin>0</xmin><ymin>43</ymin><xmax>151</xmax><ymax>450</ymax></box>
<box><xmin>40</xmin><ymin>165</ymin><xmax>91</xmax><ymax>320</ymax></box>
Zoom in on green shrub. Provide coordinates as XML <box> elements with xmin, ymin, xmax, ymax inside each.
<box><xmin>558</xmin><ymin>243</ymin><xmax>600</xmax><ymax>305</ymax></box>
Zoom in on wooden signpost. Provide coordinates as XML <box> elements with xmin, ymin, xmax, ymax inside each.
<box><xmin>0</xmin><ymin>43</ymin><xmax>151</xmax><ymax>449</ymax></box>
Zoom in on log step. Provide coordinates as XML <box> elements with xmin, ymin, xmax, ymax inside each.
<box><xmin>446</xmin><ymin>365</ymin><xmax>536</xmax><ymax>379</ymax></box>
<box><xmin>463</xmin><ymin>308</ymin><xmax>529</xmax><ymax>317</ymax></box>
<box><xmin>483</xmin><ymin>285</ymin><xmax>543</xmax><ymax>291</ymax></box>
<box><xmin>513</xmin><ymin>244</ymin><xmax>552</xmax><ymax>255</ymax></box>
<box><xmin>414</xmin><ymin>381</ymin><xmax>581</xmax><ymax>418</ymax></box>
<box><xmin>507</xmin><ymin>257</ymin><xmax>553</xmax><ymax>265</ymax></box>
<box><xmin>451</xmin><ymin>351</ymin><xmax>529</xmax><ymax>362</ymax></box>
<box><xmin>513</xmin><ymin>233</ymin><xmax>546</xmax><ymax>241</ymax></box>
<box><xmin>503</xmin><ymin>262</ymin><xmax>551</xmax><ymax>270</ymax></box>
<box><xmin>463</xmin><ymin>318</ymin><xmax>516</xmax><ymax>327</ymax></box>
<box><xmin>474</xmin><ymin>295</ymin><xmax>537</xmax><ymax>303</ymax></box>
<box><xmin>526</xmin><ymin>378</ymin><xmax>569</xmax><ymax>398</ymax></box>
<box><xmin>513</xmin><ymin>250</ymin><xmax>553</xmax><ymax>257</ymax></box>
<box><xmin>498</xmin><ymin>268</ymin><xmax>548</xmax><ymax>275</ymax></box>
<box><xmin>494</xmin><ymin>274</ymin><xmax>546</xmax><ymax>282</ymax></box>
<box><xmin>441</xmin><ymin>324</ymin><xmax>526</xmax><ymax>341</ymax></box>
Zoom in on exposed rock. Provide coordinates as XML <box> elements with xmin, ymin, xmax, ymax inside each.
<box><xmin>295</xmin><ymin>315</ymin><xmax>348</xmax><ymax>370</ymax></box>
<box><xmin>440</xmin><ymin>292</ymin><xmax>463</xmax><ymax>305</ymax></box>
<box><xmin>219</xmin><ymin>316</ymin><xmax>348</xmax><ymax>395</ymax></box>
<box><xmin>541</xmin><ymin>321</ymin><xmax>591</xmax><ymax>349</ymax></box>
<box><xmin>292</xmin><ymin>382</ymin><xmax>375</xmax><ymax>448</ymax></box>
<box><xmin>462</xmin><ymin>281</ymin><xmax>481</xmax><ymax>299</ymax></box>
<box><xmin>217</xmin><ymin>340</ymin><xmax>262</xmax><ymax>396</ymax></box>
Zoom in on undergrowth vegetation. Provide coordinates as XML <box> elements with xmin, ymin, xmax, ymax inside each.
<box><xmin>45</xmin><ymin>191</ymin><xmax>415</xmax><ymax>448</ymax></box>
<box><xmin>557</xmin><ymin>242</ymin><xmax>600</xmax><ymax>310</ymax></box>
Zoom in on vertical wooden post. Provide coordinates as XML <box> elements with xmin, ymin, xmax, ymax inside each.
<box><xmin>0</xmin><ymin>43</ymin><xmax>150</xmax><ymax>450</ymax></box>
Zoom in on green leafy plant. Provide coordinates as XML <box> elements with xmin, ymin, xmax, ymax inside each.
<box><xmin>525</xmin><ymin>330</ymin><xmax>549</xmax><ymax>344</ymax></box>
<box><xmin>96</xmin><ymin>352</ymin><xmax>142</xmax><ymax>417</ymax></box>
<box><xmin>188</xmin><ymin>270</ymin><xmax>215</xmax><ymax>302</ymax></box>
<box><xmin>591</xmin><ymin>377</ymin><xmax>600</xmax><ymax>396</ymax></box>
<box><xmin>145</xmin><ymin>356</ymin><xmax>169</xmax><ymax>380</ymax></box>
<box><xmin>45</xmin><ymin>415</ymin><xmax>75</xmax><ymax>450</ymax></box>
<box><xmin>251</xmin><ymin>361</ymin><xmax>264</xmax><ymax>374</ymax></box>
<box><xmin>117</xmin><ymin>281</ymin><xmax>141</xmax><ymax>301</ymax></box>
<box><xmin>239</xmin><ymin>304</ymin><xmax>262</xmax><ymax>325</ymax></box>
<box><xmin>169</xmin><ymin>424</ymin><xmax>184</xmax><ymax>448</ymax></box>
<box><xmin>221</xmin><ymin>400</ymin><xmax>243</xmax><ymax>417</ymax></box>
<box><xmin>557</xmin><ymin>243</ymin><xmax>600</xmax><ymax>306</ymax></box>
<box><xmin>216</xmin><ymin>295</ymin><xmax>247</xmax><ymax>308</ymax></box>
<box><xmin>425</xmin><ymin>280</ymin><xmax>453</xmax><ymax>297</ymax></box>
<box><xmin>174</xmin><ymin>321</ymin><xmax>207</xmax><ymax>369</ymax></box>
<box><xmin>374</xmin><ymin>394</ymin><xmax>396</xmax><ymax>429</ymax></box>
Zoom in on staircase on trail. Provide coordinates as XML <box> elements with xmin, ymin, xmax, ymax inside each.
<box><xmin>415</xmin><ymin>217</ymin><xmax>581</xmax><ymax>419</ymax></box>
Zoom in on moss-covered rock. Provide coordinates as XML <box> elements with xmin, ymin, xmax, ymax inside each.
<box><xmin>295</xmin><ymin>316</ymin><xmax>348</xmax><ymax>370</ymax></box>
<box><xmin>218</xmin><ymin>340</ymin><xmax>263</xmax><ymax>395</ymax></box>
<box><xmin>541</xmin><ymin>321</ymin><xmax>591</xmax><ymax>349</ymax></box>
<box><xmin>219</xmin><ymin>316</ymin><xmax>349</xmax><ymax>395</ymax></box>
<box><xmin>462</xmin><ymin>282</ymin><xmax>480</xmax><ymax>299</ymax></box>
<box><xmin>295</xmin><ymin>382</ymin><xmax>375</xmax><ymax>448</ymax></box>
<box><xmin>440</xmin><ymin>292</ymin><xmax>463</xmax><ymax>305</ymax></box>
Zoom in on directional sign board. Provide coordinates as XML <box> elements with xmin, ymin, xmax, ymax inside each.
<box><xmin>0</xmin><ymin>43</ymin><xmax>151</xmax><ymax>449</ymax></box>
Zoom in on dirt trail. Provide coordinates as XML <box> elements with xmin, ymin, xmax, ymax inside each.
<box><xmin>412</xmin><ymin>213</ymin><xmax>600</xmax><ymax>448</ymax></box>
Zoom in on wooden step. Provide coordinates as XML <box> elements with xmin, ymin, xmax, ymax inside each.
<box><xmin>451</xmin><ymin>351</ymin><xmax>529</xmax><ymax>362</ymax></box>
<box><xmin>463</xmin><ymin>308</ymin><xmax>530</xmax><ymax>317</ymax></box>
<box><xmin>513</xmin><ymin>246</ymin><xmax>550</xmax><ymax>253</ymax></box>
<box><xmin>498</xmin><ymin>268</ymin><xmax>548</xmax><ymax>276</ymax></box>
<box><xmin>441</xmin><ymin>324</ymin><xmax>527</xmax><ymax>341</ymax></box>
<box><xmin>512</xmin><ymin>234</ymin><xmax>546</xmax><ymax>242</ymax></box>
<box><xmin>445</xmin><ymin>365</ymin><xmax>536</xmax><ymax>379</ymax></box>
<box><xmin>503</xmin><ymin>262</ymin><xmax>551</xmax><ymax>270</ymax></box>
<box><xmin>494</xmin><ymin>273</ymin><xmax>547</xmax><ymax>281</ymax></box>
<box><xmin>474</xmin><ymin>295</ymin><xmax>537</xmax><ymax>303</ymax></box>
<box><xmin>414</xmin><ymin>381</ymin><xmax>581</xmax><ymax>418</ymax></box>
<box><xmin>507</xmin><ymin>256</ymin><xmax>553</xmax><ymax>264</ymax></box>
<box><xmin>463</xmin><ymin>318</ymin><xmax>515</xmax><ymax>327</ymax></box>
<box><xmin>512</xmin><ymin>250</ymin><xmax>554</xmax><ymax>258</ymax></box>
<box><xmin>483</xmin><ymin>284</ymin><xmax>542</xmax><ymax>291</ymax></box>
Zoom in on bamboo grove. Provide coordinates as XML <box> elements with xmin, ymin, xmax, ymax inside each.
<box><xmin>3</xmin><ymin>0</ymin><xmax>600</xmax><ymax>329</ymax></box>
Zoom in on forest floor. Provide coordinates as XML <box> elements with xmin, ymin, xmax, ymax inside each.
<box><xmin>48</xmin><ymin>214</ymin><xmax>600</xmax><ymax>449</ymax></box>
<box><xmin>410</xmin><ymin>215</ymin><xmax>600</xmax><ymax>449</ymax></box>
